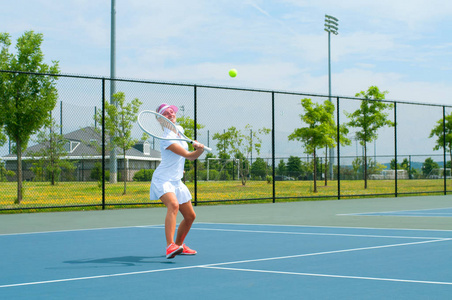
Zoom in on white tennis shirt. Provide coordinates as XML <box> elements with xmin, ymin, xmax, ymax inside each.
<box><xmin>152</xmin><ymin>125</ymin><xmax>189</xmax><ymax>182</ymax></box>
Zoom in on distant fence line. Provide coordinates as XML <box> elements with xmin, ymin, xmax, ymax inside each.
<box><xmin>1</xmin><ymin>70</ymin><xmax>452</xmax><ymax>212</ymax></box>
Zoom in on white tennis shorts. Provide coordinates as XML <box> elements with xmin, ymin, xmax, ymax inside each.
<box><xmin>150</xmin><ymin>179</ymin><xmax>192</xmax><ymax>204</ymax></box>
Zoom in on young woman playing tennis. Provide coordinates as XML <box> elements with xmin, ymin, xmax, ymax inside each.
<box><xmin>150</xmin><ymin>103</ymin><xmax>205</xmax><ymax>259</ymax></box>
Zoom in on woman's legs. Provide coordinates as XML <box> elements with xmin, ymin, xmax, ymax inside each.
<box><xmin>160</xmin><ymin>192</ymin><xmax>179</xmax><ymax>246</ymax></box>
<box><xmin>175</xmin><ymin>201</ymin><xmax>196</xmax><ymax>246</ymax></box>
<box><xmin>160</xmin><ymin>193</ymin><xmax>196</xmax><ymax>246</ymax></box>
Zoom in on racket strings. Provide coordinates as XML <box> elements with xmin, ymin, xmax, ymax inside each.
<box><xmin>157</xmin><ymin>116</ymin><xmax>177</xmax><ymax>134</ymax></box>
<box><xmin>140</xmin><ymin>112</ymin><xmax>178</xmax><ymax>139</ymax></box>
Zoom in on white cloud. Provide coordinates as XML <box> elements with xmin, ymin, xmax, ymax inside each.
<box><xmin>282</xmin><ymin>0</ymin><xmax>452</xmax><ymax>25</ymax></box>
<box><xmin>333</xmin><ymin>68</ymin><xmax>452</xmax><ymax>105</ymax></box>
<box><xmin>0</xmin><ymin>0</ymin><xmax>450</xmax><ymax>107</ymax></box>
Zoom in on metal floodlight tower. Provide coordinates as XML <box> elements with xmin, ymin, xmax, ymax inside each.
<box><xmin>109</xmin><ymin>0</ymin><xmax>118</xmax><ymax>183</ymax></box>
<box><xmin>324</xmin><ymin>14</ymin><xmax>339</xmax><ymax>180</ymax></box>
<box><xmin>324</xmin><ymin>14</ymin><xmax>339</xmax><ymax>102</ymax></box>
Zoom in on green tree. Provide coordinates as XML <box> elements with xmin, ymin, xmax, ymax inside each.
<box><xmin>429</xmin><ymin>113</ymin><xmax>452</xmax><ymax>180</ymax></box>
<box><xmin>133</xmin><ymin>169</ymin><xmax>154</xmax><ymax>182</ymax></box>
<box><xmin>177</xmin><ymin>115</ymin><xmax>206</xmax><ymax>175</ymax></box>
<box><xmin>0</xmin><ymin>127</ymin><xmax>6</xmax><ymax>147</ymax></box>
<box><xmin>213</xmin><ymin>125</ymin><xmax>270</xmax><ymax>185</ymax></box>
<box><xmin>251</xmin><ymin>157</ymin><xmax>268</xmax><ymax>179</ymax></box>
<box><xmin>286</xmin><ymin>156</ymin><xmax>302</xmax><ymax>178</ymax></box>
<box><xmin>352</xmin><ymin>157</ymin><xmax>363</xmax><ymax>179</ymax></box>
<box><xmin>216</xmin><ymin>152</ymin><xmax>233</xmax><ymax>180</ymax></box>
<box><xmin>390</xmin><ymin>157</ymin><xmax>413</xmax><ymax>178</ymax></box>
<box><xmin>204</xmin><ymin>152</ymin><xmax>217</xmax><ymax>169</ymax></box>
<box><xmin>29</xmin><ymin>119</ymin><xmax>76</xmax><ymax>185</ymax></box>
<box><xmin>400</xmin><ymin>158</ymin><xmax>410</xmax><ymax>171</ymax></box>
<box><xmin>177</xmin><ymin>115</ymin><xmax>205</xmax><ymax>149</ymax></box>
<box><xmin>390</xmin><ymin>158</ymin><xmax>401</xmax><ymax>170</ymax></box>
<box><xmin>0</xmin><ymin>31</ymin><xmax>60</xmax><ymax>203</ymax></box>
<box><xmin>90</xmin><ymin>162</ymin><xmax>110</xmax><ymax>182</ymax></box>
<box><xmin>422</xmin><ymin>157</ymin><xmax>439</xmax><ymax>177</ymax></box>
<box><xmin>322</xmin><ymin>119</ymin><xmax>350</xmax><ymax>185</ymax></box>
<box><xmin>368</xmin><ymin>160</ymin><xmax>387</xmax><ymax>177</ymax></box>
<box><xmin>345</xmin><ymin>86</ymin><xmax>394</xmax><ymax>189</ymax></box>
<box><xmin>95</xmin><ymin>92</ymin><xmax>142</xmax><ymax>194</ymax></box>
<box><xmin>288</xmin><ymin>98</ymin><xmax>338</xmax><ymax>192</ymax></box>
<box><xmin>353</xmin><ymin>157</ymin><xmax>386</xmax><ymax>179</ymax></box>
<box><xmin>276</xmin><ymin>159</ymin><xmax>286</xmax><ymax>176</ymax></box>
<box><xmin>398</xmin><ymin>158</ymin><xmax>418</xmax><ymax>179</ymax></box>
<box><xmin>0</xmin><ymin>161</ymin><xmax>15</xmax><ymax>182</ymax></box>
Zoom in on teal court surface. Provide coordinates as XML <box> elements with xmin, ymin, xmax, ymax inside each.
<box><xmin>1</xmin><ymin>195</ymin><xmax>451</xmax><ymax>299</ymax></box>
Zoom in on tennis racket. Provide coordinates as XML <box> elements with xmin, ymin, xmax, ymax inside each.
<box><xmin>137</xmin><ymin>110</ymin><xmax>212</xmax><ymax>153</ymax></box>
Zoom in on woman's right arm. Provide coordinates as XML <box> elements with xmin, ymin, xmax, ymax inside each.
<box><xmin>166</xmin><ymin>142</ymin><xmax>205</xmax><ymax>161</ymax></box>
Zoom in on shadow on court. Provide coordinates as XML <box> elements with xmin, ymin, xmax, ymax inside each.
<box><xmin>64</xmin><ymin>256</ymin><xmax>173</xmax><ymax>267</ymax></box>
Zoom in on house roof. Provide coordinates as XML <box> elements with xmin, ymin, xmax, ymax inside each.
<box><xmin>2</xmin><ymin>126</ymin><xmax>161</xmax><ymax>161</ymax></box>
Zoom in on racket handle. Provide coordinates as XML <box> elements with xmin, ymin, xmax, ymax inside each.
<box><xmin>191</xmin><ymin>141</ymin><xmax>212</xmax><ymax>153</ymax></box>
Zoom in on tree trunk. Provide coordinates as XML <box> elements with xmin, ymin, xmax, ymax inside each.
<box><xmin>16</xmin><ymin>139</ymin><xmax>23</xmax><ymax>204</ymax></box>
<box><xmin>123</xmin><ymin>151</ymin><xmax>127</xmax><ymax>195</ymax></box>
<box><xmin>324</xmin><ymin>147</ymin><xmax>328</xmax><ymax>186</ymax></box>
<box><xmin>50</xmin><ymin>133</ymin><xmax>55</xmax><ymax>185</ymax></box>
<box><xmin>313</xmin><ymin>149</ymin><xmax>317</xmax><ymax>193</ymax></box>
<box><xmin>240</xmin><ymin>159</ymin><xmax>246</xmax><ymax>186</ymax></box>
<box><xmin>123</xmin><ymin>175</ymin><xmax>127</xmax><ymax>194</ymax></box>
<box><xmin>50</xmin><ymin>154</ymin><xmax>55</xmax><ymax>185</ymax></box>
<box><xmin>450</xmin><ymin>148</ymin><xmax>452</xmax><ymax>186</ymax></box>
<box><xmin>51</xmin><ymin>168</ymin><xmax>55</xmax><ymax>185</ymax></box>
<box><xmin>364</xmin><ymin>143</ymin><xmax>368</xmax><ymax>189</ymax></box>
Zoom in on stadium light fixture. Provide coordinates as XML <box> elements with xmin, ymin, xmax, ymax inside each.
<box><xmin>325</xmin><ymin>14</ymin><xmax>339</xmax><ymax>35</ymax></box>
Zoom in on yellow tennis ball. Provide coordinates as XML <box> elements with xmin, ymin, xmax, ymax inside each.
<box><xmin>229</xmin><ymin>69</ymin><xmax>237</xmax><ymax>78</ymax></box>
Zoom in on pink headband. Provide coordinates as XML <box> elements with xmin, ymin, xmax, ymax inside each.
<box><xmin>158</xmin><ymin>105</ymin><xmax>170</xmax><ymax>114</ymax></box>
<box><xmin>157</xmin><ymin>103</ymin><xmax>178</xmax><ymax>115</ymax></box>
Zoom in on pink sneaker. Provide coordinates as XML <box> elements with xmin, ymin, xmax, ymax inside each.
<box><xmin>181</xmin><ymin>244</ymin><xmax>197</xmax><ymax>255</ymax></box>
<box><xmin>166</xmin><ymin>243</ymin><xmax>183</xmax><ymax>259</ymax></box>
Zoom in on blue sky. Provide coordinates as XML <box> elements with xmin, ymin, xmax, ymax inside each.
<box><xmin>2</xmin><ymin>0</ymin><xmax>452</xmax><ymax>105</ymax></box>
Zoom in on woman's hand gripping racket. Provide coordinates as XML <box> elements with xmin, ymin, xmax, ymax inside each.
<box><xmin>137</xmin><ymin>110</ymin><xmax>212</xmax><ymax>153</ymax></box>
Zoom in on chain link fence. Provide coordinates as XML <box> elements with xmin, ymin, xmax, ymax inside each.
<box><xmin>1</xmin><ymin>70</ymin><xmax>451</xmax><ymax>212</ymax></box>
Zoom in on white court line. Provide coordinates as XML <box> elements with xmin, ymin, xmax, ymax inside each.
<box><xmin>337</xmin><ymin>206</ymin><xmax>452</xmax><ymax>217</ymax></box>
<box><xmin>1</xmin><ymin>237</ymin><xmax>449</xmax><ymax>289</ymax></box>
<box><xmin>340</xmin><ymin>213</ymin><xmax>452</xmax><ymax>218</ymax></box>
<box><xmin>195</xmin><ymin>221</ymin><xmax>452</xmax><ymax>233</ymax></box>
<box><xmin>199</xmin><ymin>238</ymin><xmax>451</xmax><ymax>267</ymax></box>
<box><xmin>201</xmin><ymin>266</ymin><xmax>452</xmax><ymax>286</ymax></box>
<box><xmin>0</xmin><ymin>265</ymin><xmax>196</xmax><ymax>289</ymax></box>
<box><xmin>397</xmin><ymin>213</ymin><xmax>452</xmax><ymax>216</ymax></box>
<box><xmin>0</xmin><ymin>225</ymin><xmax>163</xmax><ymax>237</ymax></box>
<box><xmin>3</xmin><ymin>221</ymin><xmax>452</xmax><ymax>237</ymax></box>
<box><xmin>391</xmin><ymin>211</ymin><xmax>452</xmax><ymax>215</ymax></box>
<box><xmin>185</xmin><ymin>227</ymin><xmax>447</xmax><ymax>240</ymax></box>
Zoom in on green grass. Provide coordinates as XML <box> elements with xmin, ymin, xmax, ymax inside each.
<box><xmin>0</xmin><ymin>179</ymin><xmax>450</xmax><ymax>212</ymax></box>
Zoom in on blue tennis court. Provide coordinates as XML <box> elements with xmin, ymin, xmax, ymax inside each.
<box><xmin>1</xmin><ymin>222</ymin><xmax>451</xmax><ymax>299</ymax></box>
